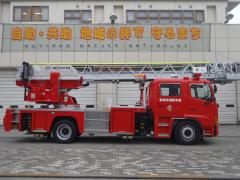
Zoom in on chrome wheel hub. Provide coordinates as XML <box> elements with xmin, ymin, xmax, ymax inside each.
<box><xmin>56</xmin><ymin>124</ymin><xmax>72</xmax><ymax>140</ymax></box>
<box><xmin>181</xmin><ymin>125</ymin><xmax>195</xmax><ymax>141</ymax></box>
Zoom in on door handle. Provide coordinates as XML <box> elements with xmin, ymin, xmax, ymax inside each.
<box><xmin>204</xmin><ymin>102</ymin><xmax>210</xmax><ymax>106</ymax></box>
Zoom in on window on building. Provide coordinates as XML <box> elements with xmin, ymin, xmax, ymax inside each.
<box><xmin>126</xmin><ymin>10</ymin><xmax>204</xmax><ymax>24</ymax></box>
<box><xmin>196</xmin><ymin>10</ymin><xmax>204</xmax><ymax>22</ymax></box>
<box><xmin>13</xmin><ymin>6</ymin><xmax>49</xmax><ymax>22</ymax></box>
<box><xmin>64</xmin><ymin>10</ymin><xmax>92</xmax><ymax>24</ymax></box>
<box><xmin>160</xmin><ymin>84</ymin><xmax>181</xmax><ymax>96</ymax></box>
<box><xmin>183</xmin><ymin>11</ymin><xmax>194</xmax><ymax>24</ymax></box>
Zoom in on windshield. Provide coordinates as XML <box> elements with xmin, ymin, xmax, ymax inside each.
<box><xmin>191</xmin><ymin>84</ymin><xmax>212</xmax><ymax>100</ymax></box>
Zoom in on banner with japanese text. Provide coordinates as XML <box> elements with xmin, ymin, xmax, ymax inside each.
<box><xmin>1</xmin><ymin>24</ymin><xmax>210</xmax><ymax>52</ymax></box>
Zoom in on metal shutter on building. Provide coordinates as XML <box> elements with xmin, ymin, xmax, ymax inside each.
<box><xmin>0</xmin><ymin>69</ymin><xmax>97</xmax><ymax>125</ymax></box>
<box><xmin>0</xmin><ymin>69</ymin><xmax>28</xmax><ymax>125</ymax></box>
<box><xmin>116</xmin><ymin>82</ymin><xmax>139</xmax><ymax>106</ymax></box>
<box><xmin>69</xmin><ymin>84</ymin><xmax>97</xmax><ymax>109</ymax></box>
<box><xmin>216</xmin><ymin>82</ymin><xmax>237</xmax><ymax>124</ymax></box>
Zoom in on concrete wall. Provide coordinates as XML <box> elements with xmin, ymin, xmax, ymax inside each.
<box><xmin>0</xmin><ymin>2</ymin><xmax>1</xmax><ymax>23</ymax></box>
<box><xmin>210</xmin><ymin>24</ymin><xmax>240</xmax><ymax>61</ymax></box>
<box><xmin>1</xmin><ymin>2</ymin><xmax>10</xmax><ymax>23</ymax></box>
<box><xmin>0</xmin><ymin>0</ymin><xmax>236</xmax><ymax>67</ymax></box>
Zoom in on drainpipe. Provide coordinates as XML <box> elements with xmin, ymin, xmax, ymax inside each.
<box><xmin>237</xmin><ymin>81</ymin><xmax>240</xmax><ymax>124</ymax></box>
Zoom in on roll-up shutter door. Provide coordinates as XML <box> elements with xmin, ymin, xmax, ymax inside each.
<box><xmin>0</xmin><ymin>69</ymin><xmax>29</xmax><ymax>125</ymax></box>
<box><xmin>69</xmin><ymin>84</ymin><xmax>97</xmax><ymax>109</ymax></box>
<box><xmin>216</xmin><ymin>82</ymin><xmax>237</xmax><ymax>124</ymax></box>
<box><xmin>116</xmin><ymin>82</ymin><xmax>139</xmax><ymax>106</ymax></box>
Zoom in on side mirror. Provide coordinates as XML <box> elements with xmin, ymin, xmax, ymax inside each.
<box><xmin>211</xmin><ymin>96</ymin><xmax>216</xmax><ymax>102</ymax></box>
<box><xmin>213</xmin><ymin>84</ymin><xmax>217</xmax><ymax>94</ymax></box>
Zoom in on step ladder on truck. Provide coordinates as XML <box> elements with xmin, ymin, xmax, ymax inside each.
<box><xmin>3</xmin><ymin>62</ymin><xmax>219</xmax><ymax>145</ymax></box>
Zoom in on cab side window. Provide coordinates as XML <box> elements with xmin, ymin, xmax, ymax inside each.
<box><xmin>191</xmin><ymin>84</ymin><xmax>211</xmax><ymax>100</ymax></box>
<box><xmin>160</xmin><ymin>84</ymin><xmax>180</xmax><ymax>96</ymax></box>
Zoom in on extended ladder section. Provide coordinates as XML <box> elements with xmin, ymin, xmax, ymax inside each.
<box><xmin>23</xmin><ymin>62</ymin><xmax>240</xmax><ymax>84</ymax></box>
<box><xmin>74</xmin><ymin>62</ymin><xmax>240</xmax><ymax>84</ymax></box>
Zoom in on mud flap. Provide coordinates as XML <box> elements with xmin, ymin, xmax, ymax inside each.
<box><xmin>3</xmin><ymin>109</ymin><xmax>14</xmax><ymax>131</ymax></box>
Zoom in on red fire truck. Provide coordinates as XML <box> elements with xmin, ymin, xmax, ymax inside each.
<box><xmin>3</xmin><ymin>62</ymin><xmax>218</xmax><ymax>145</ymax></box>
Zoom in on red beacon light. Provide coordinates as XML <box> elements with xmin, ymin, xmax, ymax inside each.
<box><xmin>192</xmin><ymin>66</ymin><xmax>206</xmax><ymax>81</ymax></box>
<box><xmin>193</xmin><ymin>73</ymin><xmax>202</xmax><ymax>80</ymax></box>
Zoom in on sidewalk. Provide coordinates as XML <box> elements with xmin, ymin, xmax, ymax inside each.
<box><xmin>218</xmin><ymin>125</ymin><xmax>240</xmax><ymax>137</ymax></box>
<box><xmin>0</xmin><ymin>125</ymin><xmax>240</xmax><ymax>179</ymax></box>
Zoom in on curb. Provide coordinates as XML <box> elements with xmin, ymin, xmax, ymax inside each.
<box><xmin>0</xmin><ymin>174</ymin><xmax>239</xmax><ymax>180</ymax></box>
<box><xmin>0</xmin><ymin>172</ymin><xmax>239</xmax><ymax>179</ymax></box>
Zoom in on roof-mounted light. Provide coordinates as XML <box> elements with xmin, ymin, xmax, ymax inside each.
<box><xmin>134</xmin><ymin>74</ymin><xmax>146</xmax><ymax>81</ymax></box>
<box><xmin>193</xmin><ymin>73</ymin><xmax>202</xmax><ymax>80</ymax></box>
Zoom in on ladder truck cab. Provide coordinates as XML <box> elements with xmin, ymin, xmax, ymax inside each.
<box><xmin>3</xmin><ymin>62</ymin><xmax>218</xmax><ymax>145</ymax></box>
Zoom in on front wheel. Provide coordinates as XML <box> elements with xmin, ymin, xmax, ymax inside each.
<box><xmin>52</xmin><ymin>120</ymin><xmax>77</xmax><ymax>143</ymax></box>
<box><xmin>174</xmin><ymin>121</ymin><xmax>202</xmax><ymax>145</ymax></box>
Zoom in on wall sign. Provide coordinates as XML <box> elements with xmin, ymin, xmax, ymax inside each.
<box><xmin>2</xmin><ymin>24</ymin><xmax>210</xmax><ymax>52</ymax></box>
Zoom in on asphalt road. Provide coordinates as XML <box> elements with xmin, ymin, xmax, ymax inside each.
<box><xmin>0</xmin><ymin>125</ymin><xmax>240</xmax><ymax>179</ymax></box>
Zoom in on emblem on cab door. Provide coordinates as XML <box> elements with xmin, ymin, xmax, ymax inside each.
<box><xmin>167</xmin><ymin>105</ymin><xmax>172</xmax><ymax>112</ymax></box>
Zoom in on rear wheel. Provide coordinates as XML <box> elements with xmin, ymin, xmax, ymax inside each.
<box><xmin>174</xmin><ymin>121</ymin><xmax>202</xmax><ymax>145</ymax></box>
<box><xmin>52</xmin><ymin>120</ymin><xmax>77</xmax><ymax>143</ymax></box>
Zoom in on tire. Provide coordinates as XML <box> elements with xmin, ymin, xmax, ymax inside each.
<box><xmin>52</xmin><ymin>120</ymin><xmax>77</xmax><ymax>143</ymax></box>
<box><xmin>174</xmin><ymin>121</ymin><xmax>202</xmax><ymax>145</ymax></box>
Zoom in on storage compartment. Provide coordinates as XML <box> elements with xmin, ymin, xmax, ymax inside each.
<box><xmin>110</xmin><ymin>107</ymin><xmax>145</xmax><ymax>135</ymax></box>
<box><xmin>84</xmin><ymin>111</ymin><xmax>109</xmax><ymax>134</ymax></box>
<box><xmin>21</xmin><ymin>113</ymin><xmax>32</xmax><ymax>131</ymax></box>
<box><xmin>32</xmin><ymin>111</ymin><xmax>47</xmax><ymax>131</ymax></box>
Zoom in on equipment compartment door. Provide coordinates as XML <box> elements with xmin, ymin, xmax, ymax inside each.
<box><xmin>110</xmin><ymin>108</ymin><xmax>135</xmax><ymax>134</ymax></box>
<box><xmin>32</xmin><ymin>111</ymin><xmax>47</xmax><ymax>131</ymax></box>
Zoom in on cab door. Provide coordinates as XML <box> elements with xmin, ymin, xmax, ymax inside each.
<box><xmin>189</xmin><ymin>84</ymin><xmax>215</xmax><ymax>124</ymax></box>
<box><xmin>154</xmin><ymin>83</ymin><xmax>183</xmax><ymax>137</ymax></box>
<box><xmin>158</xmin><ymin>83</ymin><xmax>183</xmax><ymax>118</ymax></box>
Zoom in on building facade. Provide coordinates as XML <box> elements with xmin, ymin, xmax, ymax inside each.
<box><xmin>0</xmin><ymin>0</ymin><xmax>240</xmax><ymax>124</ymax></box>
<box><xmin>0</xmin><ymin>0</ymin><xmax>233</xmax><ymax>24</ymax></box>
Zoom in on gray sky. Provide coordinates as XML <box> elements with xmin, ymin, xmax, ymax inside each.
<box><xmin>229</xmin><ymin>4</ymin><xmax>240</xmax><ymax>24</ymax></box>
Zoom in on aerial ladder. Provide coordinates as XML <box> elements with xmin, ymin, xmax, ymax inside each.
<box><xmin>16</xmin><ymin>61</ymin><xmax>240</xmax><ymax>107</ymax></box>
